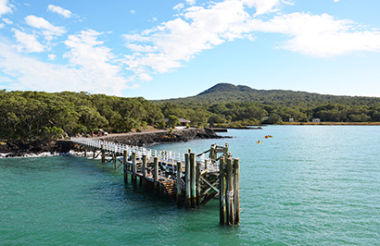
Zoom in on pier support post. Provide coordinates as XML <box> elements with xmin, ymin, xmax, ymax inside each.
<box><xmin>185</xmin><ymin>153</ymin><xmax>191</xmax><ymax>208</ymax></box>
<box><xmin>226</xmin><ymin>158</ymin><xmax>235</xmax><ymax>225</ymax></box>
<box><xmin>234</xmin><ymin>158</ymin><xmax>240</xmax><ymax>224</ymax></box>
<box><xmin>219</xmin><ymin>158</ymin><xmax>226</xmax><ymax>225</ymax></box>
<box><xmin>112</xmin><ymin>153</ymin><xmax>116</xmax><ymax>169</ymax></box>
<box><xmin>142</xmin><ymin>155</ymin><xmax>147</xmax><ymax>190</ymax></box>
<box><xmin>196</xmin><ymin>161</ymin><xmax>201</xmax><ymax>207</ymax></box>
<box><xmin>176</xmin><ymin>162</ymin><xmax>183</xmax><ymax>206</ymax></box>
<box><xmin>93</xmin><ymin>148</ymin><xmax>96</xmax><ymax>159</ymax></box>
<box><xmin>132</xmin><ymin>152</ymin><xmax>137</xmax><ymax>186</ymax></box>
<box><xmin>123</xmin><ymin>150</ymin><xmax>128</xmax><ymax>184</ymax></box>
<box><xmin>190</xmin><ymin>152</ymin><xmax>196</xmax><ymax>208</ymax></box>
<box><xmin>154</xmin><ymin>157</ymin><xmax>159</xmax><ymax>194</ymax></box>
<box><xmin>101</xmin><ymin>144</ymin><xmax>105</xmax><ymax>163</ymax></box>
<box><xmin>84</xmin><ymin>148</ymin><xmax>87</xmax><ymax>157</ymax></box>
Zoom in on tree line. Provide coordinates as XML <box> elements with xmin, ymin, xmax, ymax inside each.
<box><xmin>0</xmin><ymin>90</ymin><xmax>164</xmax><ymax>140</ymax></box>
<box><xmin>1</xmin><ymin>89</ymin><xmax>380</xmax><ymax>141</ymax></box>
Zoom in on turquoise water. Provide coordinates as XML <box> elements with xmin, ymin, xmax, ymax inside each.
<box><xmin>1</xmin><ymin>126</ymin><xmax>379</xmax><ymax>245</ymax></box>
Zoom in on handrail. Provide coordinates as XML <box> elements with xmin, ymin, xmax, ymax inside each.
<box><xmin>71</xmin><ymin>137</ymin><xmax>218</xmax><ymax>172</ymax></box>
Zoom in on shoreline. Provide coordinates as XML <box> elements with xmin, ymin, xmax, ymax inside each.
<box><xmin>0</xmin><ymin>128</ymin><xmax>227</xmax><ymax>158</ymax></box>
<box><xmin>279</xmin><ymin>122</ymin><xmax>380</xmax><ymax>126</ymax></box>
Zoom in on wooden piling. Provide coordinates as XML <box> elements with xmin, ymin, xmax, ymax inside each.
<box><xmin>101</xmin><ymin>144</ymin><xmax>105</xmax><ymax>163</ymax></box>
<box><xmin>132</xmin><ymin>152</ymin><xmax>137</xmax><ymax>186</ymax></box>
<box><xmin>84</xmin><ymin>148</ymin><xmax>87</xmax><ymax>157</ymax></box>
<box><xmin>190</xmin><ymin>153</ymin><xmax>196</xmax><ymax>208</ymax></box>
<box><xmin>142</xmin><ymin>155</ymin><xmax>147</xmax><ymax>190</ymax></box>
<box><xmin>159</xmin><ymin>184</ymin><xmax>164</xmax><ymax>197</ymax></box>
<box><xmin>123</xmin><ymin>150</ymin><xmax>128</xmax><ymax>184</ymax></box>
<box><xmin>226</xmin><ymin>158</ymin><xmax>235</xmax><ymax>225</ymax></box>
<box><xmin>185</xmin><ymin>153</ymin><xmax>191</xmax><ymax>208</ymax></box>
<box><xmin>112</xmin><ymin>153</ymin><xmax>117</xmax><ymax>169</ymax></box>
<box><xmin>234</xmin><ymin>158</ymin><xmax>240</xmax><ymax>224</ymax></box>
<box><xmin>196</xmin><ymin>161</ymin><xmax>201</xmax><ymax>207</ymax></box>
<box><xmin>176</xmin><ymin>162</ymin><xmax>183</xmax><ymax>206</ymax></box>
<box><xmin>93</xmin><ymin>148</ymin><xmax>96</xmax><ymax>159</ymax></box>
<box><xmin>219</xmin><ymin>158</ymin><xmax>226</xmax><ymax>225</ymax></box>
<box><xmin>153</xmin><ymin>157</ymin><xmax>159</xmax><ymax>194</ymax></box>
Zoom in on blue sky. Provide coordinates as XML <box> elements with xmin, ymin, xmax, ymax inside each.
<box><xmin>1</xmin><ymin>0</ymin><xmax>380</xmax><ymax>99</ymax></box>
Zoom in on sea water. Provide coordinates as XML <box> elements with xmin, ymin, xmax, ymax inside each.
<box><xmin>1</xmin><ymin>126</ymin><xmax>379</xmax><ymax>245</ymax></box>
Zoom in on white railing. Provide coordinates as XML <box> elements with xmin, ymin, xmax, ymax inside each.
<box><xmin>71</xmin><ymin>137</ymin><xmax>186</xmax><ymax>163</ymax></box>
<box><xmin>71</xmin><ymin>137</ymin><xmax>219</xmax><ymax>172</ymax></box>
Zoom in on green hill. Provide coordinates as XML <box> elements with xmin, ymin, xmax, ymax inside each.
<box><xmin>156</xmin><ymin>82</ymin><xmax>380</xmax><ymax>106</ymax></box>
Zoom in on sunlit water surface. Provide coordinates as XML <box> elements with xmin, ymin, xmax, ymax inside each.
<box><xmin>1</xmin><ymin>126</ymin><xmax>379</xmax><ymax>245</ymax></box>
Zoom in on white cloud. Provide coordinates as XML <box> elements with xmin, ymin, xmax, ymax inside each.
<box><xmin>242</xmin><ymin>0</ymin><xmax>290</xmax><ymax>16</ymax></box>
<box><xmin>122</xmin><ymin>0</ymin><xmax>251</xmax><ymax>74</ymax></box>
<box><xmin>173</xmin><ymin>3</ymin><xmax>184</xmax><ymax>11</ymax></box>
<box><xmin>0</xmin><ymin>31</ymin><xmax>132</xmax><ymax>95</ymax></box>
<box><xmin>186</xmin><ymin>0</ymin><xmax>196</xmax><ymax>5</ymax></box>
<box><xmin>0</xmin><ymin>0</ymin><xmax>13</xmax><ymax>17</ymax></box>
<box><xmin>48</xmin><ymin>54</ymin><xmax>56</xmax><ymax>60</ymax></box>
<box><xmin>120</xmin><ymin>0</ymin><xmax>380</xmax><ymax>81</ymax></box>
<box><xmin>334</xmin><ymin>0</ymin><xmax>340</xmax><ymax>2</ymax></box>
<box><xmin>25</xmin><ymin>15</ymin><xmax>66</xmax><ymax>40</ymax></box>
<box><xmin>2</xmin><ymin>17</ymin><xmax>12</xmax><ymax>24</ymax></box>
<box><xmin>47</xmin><ymin>4</ymin><xmax>72</xmax><ymax>18</ymax></box>
<box><xmin>0</xmin><ymin>23</ymin><xmax>4</xmax><ymax>28</ymax></box>
<box><xmin>130</xmin><ymin>10</ymin><xmax>135</xmax><ymax>14</ymax></box>
<box><xmin>63</xmin><ymin>30</ymin><xmax>130</xmax><ymax>93</ymax></box>
<box><xmin>12</xmin><ymin>28</ymin><xmax>45</xmax><ymax>52</ymax></box>
<box><xmin>248</xmin><ymin>12</ymin><xmax>380</xmax><ymax>57</ymax></box>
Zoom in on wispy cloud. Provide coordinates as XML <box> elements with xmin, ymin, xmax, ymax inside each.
<box><xmin>248</xmin><ymin>12</ymin><xmax>380</xmax><ymax>56</ymax></box>
<box><xmin>25</xmin><ymin>15</ymin><xmax>66</xmax><ymax>40</ymax></box>
<box><xmin>120</xmin><ymin>0</ymin><xmax>380</xmax><ymax>82</ymax></box>
<box><xmin>0</xmin><ymin>0</ymin><xmax>13</xmax><ymax>17</ymax></box>
<box><xmin>47</xmin><ymin>4</ymin><xmax>72</xmax><ymax>18</ymax></box>
<box><xmin>173</xmin><ymin>3</ymin><xmax>184</xmax><ymax>11</ymax></box>
<box><xmin>0</xmin><ymin>30</ymin><xmax>130</xmax><ymax>95</ymax></box>
<box><xmin>186</xmin><ymin>0</ymin><xmax>196</xmax><ymax>5</ymax></box>
<box><xmin>12</xmin><ymin>29</ymin><xmax>45</xmax><ymax>52</ymax></box>
<box><xmin>48</xmin><ymin>54</ymin><xmax>56</xmax><ymax>60</ymax></box>
<box><xmin>2</xmin><ymin>17</ymin><xmax>12</xmax><ymax>24</ymax></box>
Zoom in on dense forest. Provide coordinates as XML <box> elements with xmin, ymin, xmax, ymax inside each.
<box><xmin>0</xmin><ymin>90</ymin><xmax>164</xmax><ymax>140</ymax></box>
<box><xmin>1</xmin><ymin>83</ymin><xmax>380</xmax><ymax>141</ymax></box>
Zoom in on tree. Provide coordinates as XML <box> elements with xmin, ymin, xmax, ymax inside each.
<box><xmin>168</xmin><ymin>115</ymin><xmax>180</xmax><ymax>128</ymax></box>
<box><xmin>265</xmin><ymin>113</ymin><xmax>282</xmax><ymax>124</ymax></box>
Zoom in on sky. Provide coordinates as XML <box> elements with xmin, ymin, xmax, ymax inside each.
<box><xmin>1</xmin><ymin>0</ymin><xmax>380</xmax><ymax>100</ymax></box>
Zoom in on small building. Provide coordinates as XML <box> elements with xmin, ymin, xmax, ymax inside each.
<box><xmin>289</xmin><ymin>118</ymin><xmax>294</xmax><ymax>122</ymax></box>
<box><xmin>312</xmin><ymin>118</ymin><xmax>321</xmax><ymax>123</ymax></box>
<box><xmin>161</xmin><ymin>118</ymin><xmax>191</xmax><ymax>128</ymax></box>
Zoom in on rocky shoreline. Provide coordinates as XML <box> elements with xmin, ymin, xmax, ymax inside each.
<box><xmin>0</xmin><ymin>128</ymin><xmax>227</xmax><ymax>158</ymax></box>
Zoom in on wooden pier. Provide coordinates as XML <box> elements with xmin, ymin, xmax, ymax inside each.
<box><xmin>71</xmin><ymin>137</ymin><xmax>240</xmax><ymax>225</ymax></box>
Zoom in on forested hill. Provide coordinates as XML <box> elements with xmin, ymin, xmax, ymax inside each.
<box><xmin>2</xmin><ymin>83</ymin><xmax>380</xmax><ymax>142</ymax></box>
<box><xmin>156</xmin><ymin>83</ymin><xmax>380</xmax><ymax>106</ymax></box>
